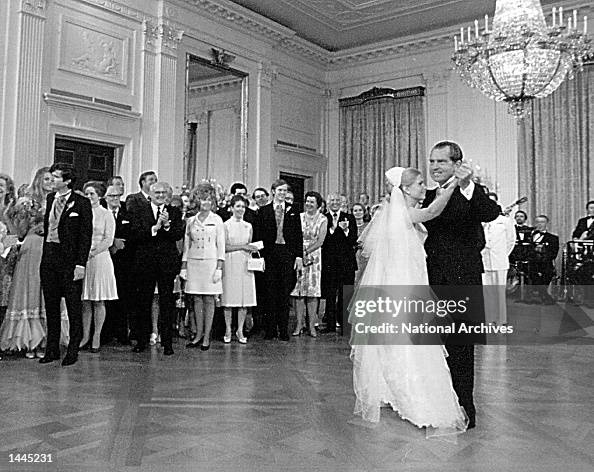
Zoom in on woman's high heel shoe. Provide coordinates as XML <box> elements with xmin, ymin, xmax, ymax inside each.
<box><xmin>236</xmin><ymin>330</ymin><xmax>247</xmax><ymax>344</ymax></box>
<box><xmin>292</xmin><ymin>326</ymin><xmax>304</xmax><ymax>336</ymax></box>
<box><xmin>186</xmin><ymin>337</ymin><xmax>203</xmax><ymax>348</ymax></box>
<box><xmin>223</xmin><ymin>331</ymin><xmax>232</xmax><ymax>343</ymax></box>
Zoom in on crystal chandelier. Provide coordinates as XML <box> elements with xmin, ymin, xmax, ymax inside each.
<box><xmin>452</xmin><ymin>0</ymin><xmax>592</xmax><ymax>120</ymax></box>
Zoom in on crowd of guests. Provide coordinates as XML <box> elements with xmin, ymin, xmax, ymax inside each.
<box><xmin>2</xmin><ymin>162</ymin><xmax>584</xmax><ymax>365</ymax></box>
<box><xmin>0</xmin><ymin>164</ymin><xmax>377</xmax><ymax>364</ymax></box>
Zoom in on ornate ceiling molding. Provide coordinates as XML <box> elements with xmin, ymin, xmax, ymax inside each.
<box><xmin>78</xmin><ymin>0</ymin><xmax>481</xmax><ymax>69</ymax></box>
<box><xmin>188</xmin><ymin>77</ymin><xmax>243</xmax><ymax>96</ymax></box>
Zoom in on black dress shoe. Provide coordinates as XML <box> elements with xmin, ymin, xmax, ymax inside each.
<box><xmin>200</xmin><ymin>343</ymin><xmax>210</xmax><ymax>351</ymax></box>
<box><xmin>163</xmin><ymin>346</ymin><xmax>174</xmax><ymax>356</ymax></box>
<box><xmin>61</xmin><ymin>355</ymin><xmax>78</xmax><ymax>366</ymax></box>
<box><xmin>467</xmin><ymin>418</ymin><xmax>476</xmax><ymax>429</ymax></box>
<box><xmin>132</xmin><ymin>344</ymin><xmax>147</xmax><ymax>353</ymax></box>
<box><xmin>319</xmin><ymin>327</ymin><xmax>336</xmax><ymax>334</ymax></box>
<box><xmin>39</xmin><ymin>353</ymin><xmax>59</xmax><ymax>364</ymax></box>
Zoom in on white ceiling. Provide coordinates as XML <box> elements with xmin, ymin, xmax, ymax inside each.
<box><xmin>227</xmin><ymin>0</ymin><xmax>558</xmax><ymax>51</ymax></box>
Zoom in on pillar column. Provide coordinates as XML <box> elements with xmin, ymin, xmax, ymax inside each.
<box><xmin>140</xmin><ymin>20</ymin><xmax>183</xmax><ymax>184</ymax></box>
<box><xmin>9</xmin><ymin>0</ymin><xmax>48</xmax><ymax>181</ymax></box>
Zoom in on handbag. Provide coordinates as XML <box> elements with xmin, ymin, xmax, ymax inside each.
<box><xmin>247</xmin><ymin>251</ymin><xmax>265</xmax><ymax>272</ymax></box>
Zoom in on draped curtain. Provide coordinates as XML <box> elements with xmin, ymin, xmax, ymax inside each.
<box><xmin>185</xmin><ymin>122</ymin><xmax>197</xmax><ymax>188</ymax></box>
<box><xmin>518</xmin><ymin>64</ymin><xmax>594</xmax><ymax>245</ymax></box>
<box><xmin>339</xmin><ymin>87</ymin><xmax>425</xmax><ymax>205</ymax></box>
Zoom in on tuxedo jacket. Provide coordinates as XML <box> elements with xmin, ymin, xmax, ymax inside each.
<box><xmin>110</xmin><ymin>205</ymin><xmax>132</xmax><ymax>264</ymax></box>
<box><xmin>572</xmin><ymin>217</ymin><xmax>594</xmax><ymax>239</ymax></box>
<box><xmin>42</xmin><ymin>191</ymin><xmax>93</xmax><ymax>268</ymax></box>
<box><xmin>125</xmin><ymin>191</ymin><xmax>151</xmax><ymax>216</ymax></box>
<box><xmin>321</xmin><ymin>211</ymin><xmax>358</xmax><ymax>274</ymax></box>
<box><xmin>531</xmin><ymin>231</ymin><xmax>559</xmax><ymax>268</ymax></box>
<box><xmin>256</xmin><ymin>202</ymin><xmax>303</xmax><ymax>260</ymax></box>
<box><xmin>129</xmin><ymin>203</ymin><xmax>185</xmax><ymax>275</ymax></box>
<box><xmin>422</xmin><ymin>185</ymin><xmax>500</xmax><ymax>283</ymax></box>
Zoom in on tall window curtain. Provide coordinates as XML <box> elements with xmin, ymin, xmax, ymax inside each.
<box><xmin>339</xmin><ymin>87</ymin><xmax>425</xmax><ymax>205</ymax></box>
<box><xmin>518</xmin><ymin>64</ymin><xmax>594</xmax><ymax>245</ymax></box>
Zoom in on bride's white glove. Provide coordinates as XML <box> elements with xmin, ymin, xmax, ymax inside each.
<box><xmin>179</xmin><ymin>269</ymin><xmax>187</xmax><ymax>280</ymax></box>
<box><xmin>212</xmin><ymin>269</ymin><xmax>222</xmax><ymax>283</ymax></box>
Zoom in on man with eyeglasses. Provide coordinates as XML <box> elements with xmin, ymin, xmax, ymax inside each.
<box><xmin>128</xmin><ymin>182</ymin><xmax>184</xmax><ymax>355</ymax></box>
<box><xmin>102</xmin><ymin>185</ymin><xmax>133</xmax><ymax>345</ymax></box>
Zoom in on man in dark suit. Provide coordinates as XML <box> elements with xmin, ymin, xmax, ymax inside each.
<box><xmin>102</xmin><ymin>184</ymin><xmax>133</xmax><ymax>344</ymax></box>
<box><xmin>218</xmin><ymin>182</ymin><xmax>258</xmax><ymax>225</ymax></box>
<box><xmin>422</xmin><ymin>141</ymin><xmax>500</xmax><ymax>429</ymax></box>
<box><xmin>572</xmin><ymin>201</ymin><xmax>594</xmax><ymax>240</ymax></box>
<box><xmin>122</xmin><ymin>171</ymin><xmax>156</xmax><ymax>340</ymax></box>
<box><xmin>256</xmin><ymin>179</ymin><xmax>303</xmax><ymax>340</ymax></box>
<box><xmin>125</xmin><ymin>171</ymin><xmax>157</xmax><ymax>214</ymax></box>
<box><xmin>321</xmin><ymin>193</ymin><xmax>357</xmax><ymax>334</ymax></box>
<box><xmin>128</xmin><ymin>182</ymin><xmax>184</xmax><ymax>355</ymax></box>
<box><xmin>39</xmin><ymin>163</ymin><xmax>93</xmax><ymax>366</ymax></box>
<box><xmin>101</xmin><ymin>176</ymin><xmax>127</xmax><ymax>211</ymax></box>
<box><xmin>529</xmin><ymin>215</ymin><xmax>559</xmax><ymax>304</ymax></box>
<box><xmin>509</xmin><ymin>210</ymin><xmax>534</xmax><ymax>265</ymax></box>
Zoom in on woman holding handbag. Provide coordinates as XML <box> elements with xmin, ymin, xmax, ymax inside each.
<box><xmin>221</xmin><ymin>195</ymin><xmax>258</xmax><ymax>344</ymax></box>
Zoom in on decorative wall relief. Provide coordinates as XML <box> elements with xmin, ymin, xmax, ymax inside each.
<box><xmin>59</xmin><ymin>18</ymin><xmax>129</xmax><ymax>85</ymax></box>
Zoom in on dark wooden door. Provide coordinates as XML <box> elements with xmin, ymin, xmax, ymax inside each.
<box><xmin>280</xmin><ymin>173</ymin><xmax>305</xmax><ymax>211</ymax></box>
<box><xmin>54</xmin><ymin>138</ymin><xmax>115</xmax><ymax>189</ymax></box>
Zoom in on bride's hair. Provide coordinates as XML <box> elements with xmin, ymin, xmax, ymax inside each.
<box><xmin>399</xmin><ymin>168</ymin><xmax>421</xmax><ymax>190</ymax></box>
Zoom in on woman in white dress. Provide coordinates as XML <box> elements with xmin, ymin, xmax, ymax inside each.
<box><xmin>221</xmin><ymin>195</ymin><xmax>257</xmax><ymax>344</ymax></box>
<box><xmin>350</xmin><ymin>166</ymin><xmax>468</xmax><ymax>436</ymax></box>
<box><xmin>181</xmin><ymin>183</ymin><xmax>225</xmax><ymax>351</ymax></box>
<box><xmin>80</xmin><ymin>181</ymin><xmax>118</xmax><ymax>352</ymax></box>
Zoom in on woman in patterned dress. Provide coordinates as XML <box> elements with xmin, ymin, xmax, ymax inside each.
<box><xmin>290</xmin><ymin>191</ymin><xmax>327</xmax><ymax>337</ymax></box>
<box><xmin>0</xmin><ymin>168</ymin><xmax>64</xmax><ymax>358</ymax></box>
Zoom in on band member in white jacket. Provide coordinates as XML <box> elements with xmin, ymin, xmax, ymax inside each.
<box><xmin>481</xmin><ymin>193</ymin><xmax>516</xmax><ymax>325</ymax></box>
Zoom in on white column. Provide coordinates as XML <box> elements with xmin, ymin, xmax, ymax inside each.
<box><xmin>140</xmin><ymin>20</ymin><xmax>183</xmax><ymax>184</ymax></box>
<box><xmin>255</xmin><ymin>62</ymin><xmax>275</xmax><ymax>184</ymax></box>
<box><xmin>7</xmin><ymin>0</ymin><xmax>48</xmax><ymax>182</ymax></box>
<box><xmin>322</xmin><ymin>88</ymin><xmax>339</xmax><ymax>194</ymax></box>
<box><xmin>140</xmin><ymin>20</ymin><xmax>158</xmax><ymax>181</ymax></box>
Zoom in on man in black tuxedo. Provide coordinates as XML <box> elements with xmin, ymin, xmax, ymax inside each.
<box><xmin>529</xmin><ymin>215</ymin><xmax>559</xmax><ymax>304</ymax></box>
<box><xmin>256</xmin><ymin>179</ymin><xmax>303</xmax><ymax>340</ymax></box>
<box><xmin>321</xmin><ymin>193</ymin><xmax>357</xmax><ymax>334</ymax></box>
<box><xmin>572</xmin><ymin>201</ymin><xmax>594</xmax><ymax>240</ymax></box>
<box><xmin>509</xmin><ymin>210</ymin><xmax>534</xmax><ymax>265</ymax></box>
<box><xmin>125</xmin><ymin>171</ymin><xmax>157</xmax><ymax>214</ymax></box>
<box><xmin>40</xmin><ymin>163</ymin><xmax>93</xmax><ymax>366</ymax></box>
<box><xmin>422</xmin><ymin>141</ymin><xmax>500</xmax><ymax>428</ymax></box>
<box><xmin>128</xmin><ymin>182</ymin><xmax>184</xmax><ymax>355</ymax></box>
<box><xmin>102</xmin><ymin>185</ymin><xmax>133</xmax><ymax>344</ymax></box>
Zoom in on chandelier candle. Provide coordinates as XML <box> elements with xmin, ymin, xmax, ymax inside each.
<box><xmin>452</xmin><ymin>0</ymin><xmax>593</xmax><ymax>120</ymax></box>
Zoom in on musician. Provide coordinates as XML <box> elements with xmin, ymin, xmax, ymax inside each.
<box><xmin>509</xmin><ymin>210</ymin><xmax>534</xmax><ymax>265</ymax></box>
<box><xmin>572</xmin><ymin>201</ymin><xmax>594</xmax><ymax>240</ymax></box>
<box><xmin>481</xmin><ymin>193</ymin><xmax>516</xmax><ymax>324</ymax></box>
<box><xmin>528</xmin><ymin>215</ymin><xmax>559</xmax><ymax>305</ymax></box>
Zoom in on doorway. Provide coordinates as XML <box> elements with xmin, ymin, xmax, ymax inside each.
<box><xmin>280</xmin><ymin>172</ymin><xmax>307</xmax><ymax>211</ymax></box>
<box><xmin>54</xmin><ymin>137</ymin><xmax>116</xmax><ymax>189</ymax></box>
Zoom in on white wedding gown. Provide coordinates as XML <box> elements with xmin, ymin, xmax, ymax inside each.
<box><xmin>350</xmin><ymin>167</ymin><xmax>467</xmax><ymax>434</ymax></box>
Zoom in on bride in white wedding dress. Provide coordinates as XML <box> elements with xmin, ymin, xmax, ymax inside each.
<box><xmin>350</xmin><ymin>166</ymin><xmax>468</xmax><ymax>435</ymax></box>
